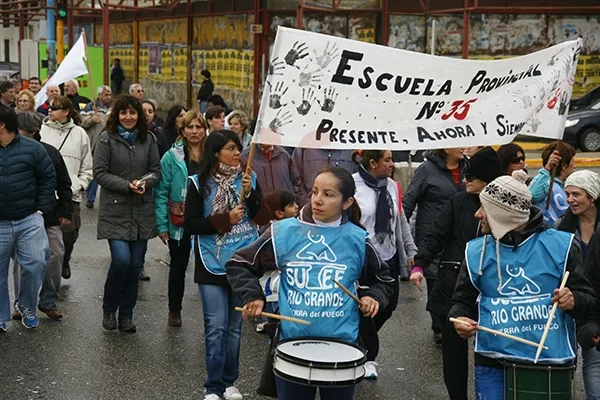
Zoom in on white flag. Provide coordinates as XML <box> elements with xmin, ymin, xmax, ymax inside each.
<box><xmin>253</xmin><ymin>27</ymin><xmax>581</xmax><ymax>151</ymax></box>
<box><xmin>35</xmin><ymin>35</ymin><xmax>88</xmax><ymax>107</ymax></box>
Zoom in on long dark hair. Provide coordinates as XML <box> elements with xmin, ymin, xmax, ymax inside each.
<box><xmin>497</xmin><ymin>143</ymin><xmax>525</xmax><ymax>174</ymax></box>
<box><xmin>315</xmin><ymin>167</ymin><xmax>364</xmax><ymax>229</ymax></box>
<box><xmin>164</xmin><ymin>105</ymin><xmax>186</xmax><ymax>132</ymax></box>
<box><xmin>197</xmin><ymin>129</ymin><xmax>242</xmax><ymax>195</ymax></box>
<box><xmin>105</xmin><ymin>95</ymin><xmax>148</xmax><ymax>142</ymax></box>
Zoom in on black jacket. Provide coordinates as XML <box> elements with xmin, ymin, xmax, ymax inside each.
<box><xmin>225</xmin><ymin>205</ymin><xmax>395</xmax><ymax>311</ymax></box>
<box><xmin>0</xmin><ymin>133</ymin><xmax>56</xmax><ymax>221</ymax></box>
<box><xmin>415</xmin><ymin>191</ymin><xmax>481</xmax><ymax>316</ymax></box>
<box><xmin>184</xmin><ymin>175</ymin><xmax>271</xmax><ymax>286</ymax></box>
<box><xmin>40</xmin><ymin>142</ymin><xmax>73</xmax><ymax>227</ymax></box>
<box><xmin>577</xmin><ymin>229</ymin><xmax>600</xmax><ymax>350</ymax></box>
<box><xmin>403</xmin><ymin>151</ymin><xmax>465</xmax><ymax>248</ymax></box>
<box><xmin>555</xmin><ymin>208</ymin><xmax>600</xmax><ymax>258</ymax></box>
<box><xmin>196</xmin><ymin>80</ymin><xmax>214</xmax><ymax>102</ymax></box>
<box><xmin>449</xmin><ymin>208</ymin><xmax>596</xmax><ymax>367</ymax></box>
<box><xmin>67</xmin><ymin>93</ymin><xmax>92</xmax><ymax>112</ymax></box>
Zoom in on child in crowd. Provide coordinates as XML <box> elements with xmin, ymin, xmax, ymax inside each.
<box><xmin>256</xmin><ymin>189</ymin><xmax>299</xmax><ymax>333</ymax></box>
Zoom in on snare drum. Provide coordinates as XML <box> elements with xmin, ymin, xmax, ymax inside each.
<box><xmin>504</xmin><ymin>363</ymin><xmax>575</xmax><ymax>399</ymax></box>
<box><xmin>273</xmin><ymin>338</ymin><xmax>367</xmax><ymax>387</ymax></box>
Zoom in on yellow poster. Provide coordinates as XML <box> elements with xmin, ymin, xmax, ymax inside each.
<box><xmin>356</xmin><ymin>28</ymin><xmax>375</xmax><ymax>43</ymax></box>
<box><xmin>573</xmin><ymin>55</ymin><xmax>600</xmax><ymax>97</ymax></box>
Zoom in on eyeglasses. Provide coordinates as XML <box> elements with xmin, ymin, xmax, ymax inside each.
<box><xmin>137</xmin><ymin>89</ymin><xmax>144</xmax><ymax>93</ymax></box>
<box><xmin>221</xmin><ymin>145</ymin><xmax>241</xmax><ymax>152</ymax></box>
<box><xmin>48</xmin><ymin>105</ymin><xmax>65</xmax><ymax>111</ymax></box>
<box><xmin>510</xmin><ymin>155</ymin><xmax>526</xmax><ymax>164</ymax></box>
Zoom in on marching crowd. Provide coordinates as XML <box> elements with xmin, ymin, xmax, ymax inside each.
<box><xmin>1</xmin><ymin>71</ymin><xmax>600</xmax><ymax>400</ymax></box>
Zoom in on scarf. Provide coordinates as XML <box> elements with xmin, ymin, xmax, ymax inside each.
<box><xmin>211</xmin><ymin>163</ymin><xmax>242</xmax><ymax>258</ymax></box>
<box><xmin>117</xmin><ymin>124</ymin><xmax>137</xmax><ymax>144</ymax></box>
<box><xmin>358</xmin><ymin>165</ymin><xmax>394</xmax><ymax>246</ymax></box>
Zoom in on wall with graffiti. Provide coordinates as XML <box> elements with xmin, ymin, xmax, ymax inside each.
<box><xmin>192</xmin><ymin>14</ymin><xmax>255</xmax><ymax>115</ymax></box>
<box><xmin>95</xmin><ymin>22</ymin><xmax>135</xmax><ymax>92</ymax></box>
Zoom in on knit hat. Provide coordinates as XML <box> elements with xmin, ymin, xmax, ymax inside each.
<box><xmin>479</xmin><ymin>169</ymin><xmax>532</xmax><ymax>240</ymax></box>
<box><xmin>465</xmin><ymin>146</ymin><xmax>503</xmax><ymax>184</ymax></box>
<box><xmin>564</xmin><ymin>170</ymin><xmax>600</xmax><ymax>200</ymax></box>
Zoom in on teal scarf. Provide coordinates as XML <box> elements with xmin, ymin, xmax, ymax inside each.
<box><xmin>117</xmin><ymin>125</ymin><xmax>137</xmax><ymax>144</ymax></box>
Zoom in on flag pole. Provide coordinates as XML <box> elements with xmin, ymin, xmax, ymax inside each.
<box><xmin>81</xmin><ymin>28</ymin><xmax>97</xmax><ymax>112</ymax></box>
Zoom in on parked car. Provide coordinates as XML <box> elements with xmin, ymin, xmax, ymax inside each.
<box><xmin>0</xmin><ymin>70</ymin><xmax>19</xmax><ymax>80</ymax></box>
<box><xmin>563</xmin><ymin>100</ymin><xmax>600</xmax><ymax>152</ymax></box>
<box><xmin>570</xmin><ymin>86</ymin><xmax>600</xmax><ymax>111</ymax></box>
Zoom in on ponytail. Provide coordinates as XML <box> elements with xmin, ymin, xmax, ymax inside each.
<box><xmin>347</xmin><ymin>200</ymin><xmax>365</xmax><ymax>230</ymax></box>
<box><xmin>351</xmin><ymin>149</ymin><xmax>386</xmax><ymax>170</ymax></box>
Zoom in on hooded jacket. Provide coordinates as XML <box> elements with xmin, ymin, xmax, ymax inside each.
<box><xmin>40</xmin><ymin>117</ymin><xmax>93</xmax><ymax>203</ymax></box>
<box><xmin>402</xmin><ymin>150</ymin><xmax>465</xmax><ymax>248</ymax></box>
<box><xmin>449</xmin><ymin>208</ymin><xmax>596</xmax><ymax>368</ymax></box>
<box><xmin>225</xmin><ymin>204</ymin><xmax>395</xmax><ymax>312</ymax></box>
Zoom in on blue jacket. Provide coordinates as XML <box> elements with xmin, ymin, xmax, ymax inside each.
<box><xmin>0</xmin><ymin>133</ymin><xmax>56</xmax><ymax>220</ymax></box>
<box><xmin>529</xmin><ymin>168</ymin><xmax>568</xmax><ymax>226</ymax></box>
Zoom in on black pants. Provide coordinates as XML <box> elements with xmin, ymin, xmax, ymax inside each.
<box><xmin>168</xmin><ymin>236</ymin><xmax>191</xmax><ymax>312</ymax></box>
<box><xmin>62</xmin><ymin>202</ymin><xmax>81</xmax><ymax>267</ymax></box>
<box><xmin>441</xmin><ymin>315</ymin><xmax>469</xmax><ymax>400</ymax></box>
<box><xmin>359</xmin><ymin>254</ymin><xmax>399</xmax><ymax>362</ymax></box>
<box><xmin>426</xmin><ymin>276</ymin><xmax>443</xmax><ymax>333</ymax></box>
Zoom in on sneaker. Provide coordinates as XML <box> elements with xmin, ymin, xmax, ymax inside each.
<box><xmin>204</xmin><ymin>395</ymin><xmax>221</xmax><ymax>400</ymax></box>
<box><xmin>139</xmin><ymin>270</ymin><xmax>150</xmax><ymax>281</ymax></box>
<box><xmin>0</xmin><ymin>321</ymin><xmax>6</xmax><ymax>332</ymax></box>
<box><xmin>102</xmin><ymin>312</ymin><xmax>117</xmax><ymax>331</ymax></box>
<box><xmin>364</xmin><ymin>361</ymin><xmax>378</xmax><ymax>380</ymax></box>
<box><xmin>86</xmin><ymin>200</ymin><xmax>94</xmax><ymax>209</ymax></box>
<box><xmin>118</xmin><ymin>316</ymin><xmax>137</xmax><ymax>333</ymax></box>
<box><xmin>256</xmin><ymin>322</ymin><xmax>266</xmax><ymax>333</ymax></box>
<box><xmin>224</xmin><ymin>387</ymin><xmax>242</xmax><ymax>400</ymax></box>
<box><xmin>38</xmin><ymin>305</ymin><xmax>63</xmax><ymax>320</ymax></box>
<box><xmin>18</xmin><ymin>307</ymin><xmax>39</xmax><ymax>329</ymax></box>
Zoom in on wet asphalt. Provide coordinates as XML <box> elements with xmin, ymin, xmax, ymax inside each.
<box><xmin>0</xmin><ymin>205</ymin><xmax>587</xmax><ymax>400</ymax></box>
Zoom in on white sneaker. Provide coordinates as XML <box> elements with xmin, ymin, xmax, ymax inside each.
<box><xmin>364</xmin><ymin>361</ymin><xmax>378</xmax><ymax>380</ymax></box>
<box><xmin>204</xmin><ymin>395</ymin><xmax>221</xmax><ymax>400</ymax></box>
<box><xmin>224</xmin><ymin>386</ymin><xmax>243</xmax><ymax>400</ymax></box>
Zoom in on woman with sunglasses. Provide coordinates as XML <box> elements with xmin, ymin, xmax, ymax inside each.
<box><xmin>184</xmin><ymin>130</ymin><xmax>270</xmax><ymax>400</ymax></box>
<box><xmin>409</xmin><ymin>147</ymin><xmax>502</xmax><ymax>400</ymax></box>
<box><xmin>496</xmin><ymin>143</ymin><xmax>527</xmax><ymax>176</ymax></box>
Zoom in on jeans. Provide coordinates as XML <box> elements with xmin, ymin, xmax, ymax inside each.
<box><xmin>275</xmin><ymin>376</ymin><xmax>355</xmax><ymax>400</ymax></box>
<box><xmin>102</xmin><ymin>239</ymin><xmax>147</xmax><ymax>319</ymax></box>
<box><xmin>198</xmin><ymin>284</ymin><xmax>243</xmax><ymax>396</ymax></box>
<box><xmin>14</xmin><ymin>225</ymin><xmax>64</xmax><ymax>310</ymax></box>
<box><xmin>87</xmin><ymin>179</ymin><xmax>98</xmax><ymax>202</ymax></box>
<box><xmin>168</xmin><ymin>236</ymin><xmax>191</xmax><ymax>312</ymax></box>
<box><xmin>0</xmin><ymin>213</ymin><xmax>49</xmax><ymax>321</ymax></box>
<box><xmin>442</xmin><ymin>316</ymin><xmax>469</xmax><ymax>400</ymax></box>
<box><xmin>199</xmin><ymin>101</ymin><xmax>209</xmax><ymax>113</ymax></box>
<box><xmin>474</xmin><ymin>365</ymin><xmax>504</xmax><ymax>400</ymax></box>
<box><xmin>583</xmin><ymin>347</ymin><xmax>600</xmax><ymax>400</ymax></box>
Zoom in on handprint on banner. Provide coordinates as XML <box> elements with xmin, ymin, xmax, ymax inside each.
<box><xmin>268</xmin><ymin>57</ymin><xmax>285</xmax><ymax>77</ymax></box>
<box><xmin>313</xmin><ymin>41</ymin><xmax>341</xmax><ymax>69</ymax></box>
<box><xmin>573</xmin><ymin>43</ymin><xmax>582</xmax><ymax>65</ymax></box>
<box><xmin>549</xmin><ymin>70</ymin><xmax>561</xmax><ymax>93</ymax></box>
<box><xmin>513</xmin><ymin>89</ymin><xmax>533</xmax><ymax>109</ymax></box>
<box><xmin>285</xmin><ymin>41</ymin><xmax>309</xmax><ymax>69</ymax></box>
<box><xmin>292</xmin><ymin>88</ymin><xmax>316</xmax><ymax>116</ymax></box>
<box><xmin>559</xmin><ymin>91</ymin><xmax>569</xmax><ymax>116</ymax></box>
<box><xmin>318</xmin><ymin>87</ymin><xmax>339</xmax><ymax>113</ymax></box>
<box><xmin>269</xmin><ymin>109</ymin><xmax>293</xmax><ymax>135</ymax></box>
<box><xmin>267</xmin><ymin>81</ymin><xmax>289</xmax><ymax>109</ymax></box>
<box><xmin>299</xmin><ymin>66</ymin><xmax>324</xmax><ymax>88</ymax></box>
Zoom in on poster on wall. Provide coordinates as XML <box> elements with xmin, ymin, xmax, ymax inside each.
<box><xmin>148</xmin><ymin>44</ymin><xmax>161</xmax><ymax>75</ymax></box>
<box><xmin>253</xmin><ymin>27</ymin><xmax>581</xmax><ymax>151</ymax></box>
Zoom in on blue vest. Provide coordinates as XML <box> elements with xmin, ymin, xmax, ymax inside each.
<box><xmin>190</xmin><ymin>173</ymin><xmax>259</xmax><ymax>275</ymax></box>
<box><xmin>465</xmin><ymin>229</ymin><xmax>576</xmax><ymax>364</ymax></box>
<box><xmin>271</xmin><ymin>218</ymin><xmax>367</xmax><ymax>344</ymax></box>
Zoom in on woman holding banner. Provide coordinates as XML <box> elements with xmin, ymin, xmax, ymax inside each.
<box><xmin>226</xmin><ymin>167</ymin><xmax>394</xmax><ymax>400</ymax></box>
<box><xmin>351</xmin><ymin>149</ymin><xmax>417</xmax><ymax>379</ymax></box>
<box><xmin>403</xmin><ymin>148</ymin><xmax>465</xmax><ymax>345</ymax></box>
<box><xmin>184</xmin><ymin>130</ymin><xmax>270</xmax><ymax>400</ymax></box>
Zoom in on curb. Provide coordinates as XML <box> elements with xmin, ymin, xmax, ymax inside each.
<box><xmin>527</xmin><ymin>158</ymin><xmax>600</xmax><ymax>168</ymax></box>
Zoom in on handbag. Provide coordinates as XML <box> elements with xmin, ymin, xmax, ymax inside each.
<box><xmin>169</xmin><ymin>200</ymin><xmax>185</xmax><ymax>226</ymax></box>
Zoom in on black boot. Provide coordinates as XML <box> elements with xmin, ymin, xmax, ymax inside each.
<box><xmin>118</xmin><ymin>316</ymin><xmax>137</xmax><ymax>333</ymax></box>
<box><xmin>102</xmin><ymin>312</ymin><xmax>117</xmax><ymax>331</ymax></box>
<box><xmin>62</xmin><ymin>241</ymin><xmax>74</xmax><ymax>279</ymax></box>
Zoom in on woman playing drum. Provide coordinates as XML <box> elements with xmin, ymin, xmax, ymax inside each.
<box><xmin>226</xmin><ymin>167</ymin><xmax>394</xmax><ymax>400</ymax></box>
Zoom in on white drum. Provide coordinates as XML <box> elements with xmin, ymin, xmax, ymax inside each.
<box><xmin>273</xmin><ymin>338</ymin><xmax>367</xmax><ymax>387</ymax></box>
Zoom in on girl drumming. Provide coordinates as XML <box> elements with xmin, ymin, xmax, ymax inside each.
<box><xmin>226</xmin><ymin>167</ymin><xmax>394</xmax><ymax>400</ymax></box>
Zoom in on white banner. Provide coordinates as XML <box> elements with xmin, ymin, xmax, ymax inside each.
<box><xmin>35</xmin><ymin>35</ymin><xmax>88</xmax><ymax>107</ymax></box>
<box><xmin>253</xmin><ymin>27</ymin><xmax>581</xmax><ymax>150</ymax></box>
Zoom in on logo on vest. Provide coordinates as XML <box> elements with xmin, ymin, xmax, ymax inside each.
<box><xmin>284</xmin><ymin>231</ymin><xmax>349</xmax><ymax>319</ymax></box>
<box><xmin>499</xmin><ymin>264</ymin><xmax>541</xmax><ymax>296</ymax></box>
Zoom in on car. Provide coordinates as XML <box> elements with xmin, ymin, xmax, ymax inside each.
<box><xmin>563</xmin><ymin>100</ymin><xmax>600</xmax><ymax>152</ymax></box>
<box><xmin>570</xmin><ymin>86</ymin><xmax>600</xmax><ymax>111</ymax></box>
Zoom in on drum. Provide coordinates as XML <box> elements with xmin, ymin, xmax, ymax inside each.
<box><xmin>504</xmin><ymin>363</ymin><xmax>575</xmax><ymax>399</ymax></box>
<box><xmin>273</xmin><ymin>338</ymin><xmax>367</xmax><ymax>387</ymax></box>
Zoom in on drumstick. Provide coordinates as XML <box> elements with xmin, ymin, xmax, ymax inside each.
<box><xmin>449</xmin><ymin>317</ymin><xmax>548</xmax><ymax>350</ymax></box>
<box><xmin>234</xmin><ymin>307</ymin><xmax>311</xmax><ymax>325</ymax></box>
<box><xmin>534</xmin><ymin>271</ymin><xmax>570</xmax><ymax>363</ymax></box>
<box><xmin>333</xmin><ymin>280</ymin><xmax>363</xmax><ymax>306</ymax></box>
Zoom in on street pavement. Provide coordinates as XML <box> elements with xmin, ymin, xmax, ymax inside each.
<box><xmin>0</xmin><ymin>201</ymin><xmax>589</xmax><ymax>400</ymax></box>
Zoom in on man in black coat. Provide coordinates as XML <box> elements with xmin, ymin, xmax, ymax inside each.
<box><xmin>16</xmin><ymin>112</ymin><xmax>73</xmax><ymax>321</ymax></box>
<box><xmin>0</xmin><ymin>106</ymin><xmax>56</xmax><ymax>331</ymax></box>
<box><xmin>196</xmin><ymin>70</ymin><xmax>214</xmax><ymax>113</ymax></box>
<box><xmin>64</xmin><ymin>80</ymin><xmax>91</xmax><ymax>112</ymax></box>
